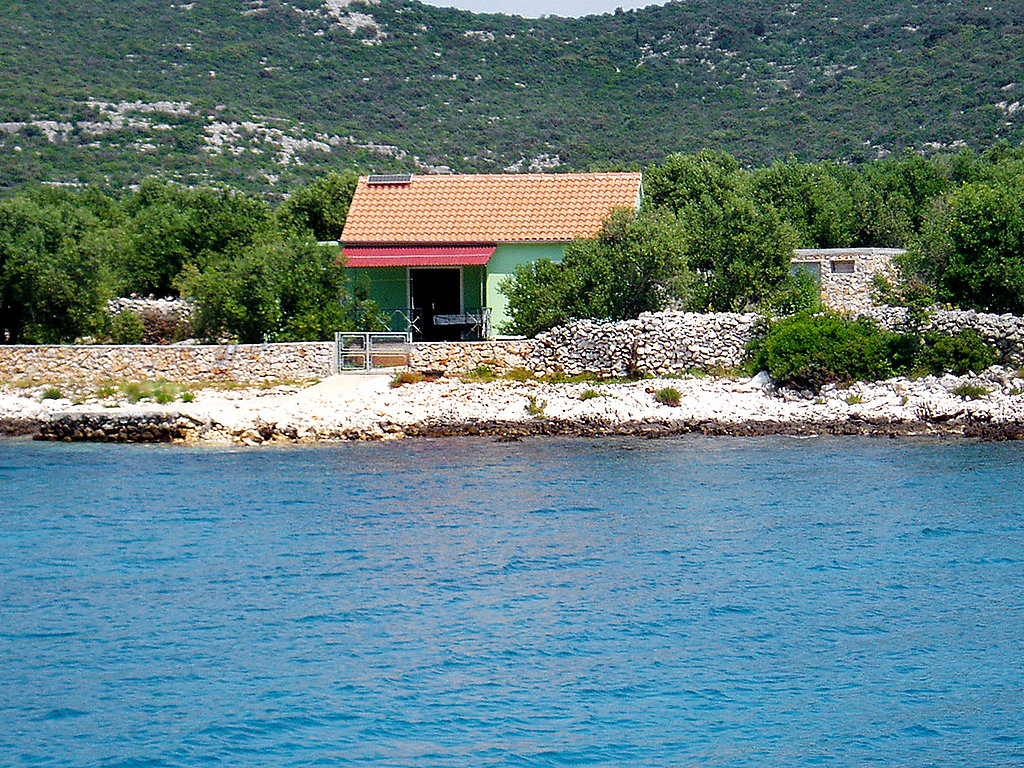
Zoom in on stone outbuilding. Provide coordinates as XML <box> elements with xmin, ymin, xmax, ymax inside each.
<box><xmin>791</xmin><ymin>247</ymin><xmax>904</xmax><ymax>313</ymax></box>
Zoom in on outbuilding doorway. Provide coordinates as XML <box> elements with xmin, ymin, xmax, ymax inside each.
<box><xmin>410</xmin><ymin>268</ymin><xmax>462</xmax><ymax>341</ymax></box>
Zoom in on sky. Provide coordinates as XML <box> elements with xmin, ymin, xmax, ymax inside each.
<box><xmin>420</xmin><ymin>0</ymin><xmax>663</xmax><ymax>18</ymax></box>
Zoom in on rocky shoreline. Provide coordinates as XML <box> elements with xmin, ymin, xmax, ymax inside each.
<box><xmin>4</xmin><ymin>366</ymin><xmax>1024</xmax><ymax>444</ymax></box>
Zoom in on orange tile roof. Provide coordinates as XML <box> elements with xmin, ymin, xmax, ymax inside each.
<box><xmin>341</xmin><ymin>172</ymin><xmax>643</xmax><ymax>244</ymax></box>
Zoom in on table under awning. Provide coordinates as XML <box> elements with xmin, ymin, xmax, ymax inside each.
<box><xmin>342</xmin><ymin>246</ymin><xmax>496</xmax><ymax>267</ymax></box>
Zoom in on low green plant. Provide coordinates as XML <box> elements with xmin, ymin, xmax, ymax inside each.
<box><xmin>95</xmin><ymin>383</ymin><xmax>118</xmax><ymax>398</ymax></box>
<box><xmin>41</xmin><ymin>386</ymin><xmax>63</xmax><ymax>400</ymax></box>
<box><xmin>180</xmin><ymin>391</ymin><xmax>195</xmax><ymax>403</ymax></box>
<box><xmin>390</xmin><ymin>370</ymin><xmax>425</xmax><ymax>388</ymax></box>
<box><xmin>526</xmin><ymin>395</ymin><xmax>546</xmax><ymax>416</ymax></box>
<box><xmin>504</xmin><ymin>367</ymin><xmax>534</xmax><ymax>382</ymax></box>
<box><xmin>953</xmin><ymin>383</ymin><xmax>989</xmax><ymax>400</ymax></box>
<box><xmin>845</xmin><ymin>393</ymin><xmax>866</xmax><ymax>404</ymax></box>
<box><xmin>541</xmin><ymin>371</ymin><xmax>600</xmax><ymax>384</ymax></box>
<box><xmin>121</xmin><ymin>380</ymin><xmax>190</xmax><ymax>403</ymax></box>
<box><xmin>654</xmin><ymin>387</ymin><xmax>681</xmax><ymax>407</ymax></box>
<box><xmin>579</xmin><ymin>389</ymin><xmax>603</xmax><ymax>401</ymax></box>
<box><xmin>461</xmin><ymin>364</ymin><xmax>497</xmax><ymax>383</ymax></box>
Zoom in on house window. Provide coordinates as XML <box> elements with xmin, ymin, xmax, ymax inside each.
<box><xmin>831</xmin><ymin>260</ymin><xmax>856</xmax><ymax>274</ymax></box>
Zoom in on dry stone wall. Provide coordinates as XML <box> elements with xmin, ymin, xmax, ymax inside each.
<box><xmin>5</xmin><ymin>307</ymin><xmax>1024</xmax><ymax>387</ymax></box>
<box><xmin>867</xmin><ymin>307</ymin><xmax>1024</xmax><ymax>363</ymax></box>
<box><xmin>529</xmin><ymin>312</ymin><xmax>762</xmax><ymax>377</ymax></box>
<box><xmin>410</xmin><ymin>340</ymin><xmax>534</xmax><ymax>375</ymax></box>
<box><xmin>0</xmin><ymin>343</ymin><xmax>335</xmax><ymax>385</ymax></box>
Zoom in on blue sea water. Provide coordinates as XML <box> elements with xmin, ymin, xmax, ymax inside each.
<box><xmin>1</xmin><ymin>436</ymin><xmax>1023</xmax><ymax>767</ymax></box>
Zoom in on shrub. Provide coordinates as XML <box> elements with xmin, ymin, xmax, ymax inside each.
<box><xmin>953</xmin><ymin>383</ymin><xmax>989</xmax><ymax>400</ymax></box>
<box><xmin>504</xmin><ymin>367</ymin><xmax>534</xmax><ymax>382</ymax></box>
<box><xmin>579</xmin><ymin>389</ymin><xmax>603</xmax><ymax>401</ymax></box>
<box><xmin>390</xmin><ymin>371</ymin><xmax>425</xmax><ymax>388</ymax></box>
<box><xmin>654</xmin><ymin>387</ymin><xmax>681</xmax><ymax>406</ymax></box>
<box><xmin>526</xmin><ymin>396</ymin><xmax>546</xmax><ymax>416</ymax></box>
<box><xmin>108</xmin><ymin>311</ymin><xmax>147</xmax><ymax>344</ymax></box>
<box><xmin>461</xmin><ymin>364</ymin><xmax>497</xmax><ymax>383</ymax></box>
<box><xmin>749</xmin><ymin>312</ymin><xmax>908</xmax><ymax>391</ymax></box>
<box><xmin>915</xmin><ymin>330</ymin><xmax>997</xmax><ymax>376</ymax></box>
<box><xmin>120</xmin><ymin>380</ymin><xmax>188</xmax><ymax>403</ymax></box>
<box><xmin>41</xmin><ymin>386</ymin><xmax>63</xmax><ymax>400</ymax></box>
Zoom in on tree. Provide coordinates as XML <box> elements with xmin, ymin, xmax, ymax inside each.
<box><xmin>910</xmin><ymin>181</ymin><xmax>1024</xmax><ymax>314</ymax></box>
<box><xmin>180</xmin><ymin>236</ymin><xmax>377</xmax><ymax>342</ymax></box>
<box><xmin>115</xmin><ymin>180</ymin><xmax>273</xmax><ymax>296</ymax></box>
<box><xmin>677</xmin><ymin>195</ymin><xmax>798</xmax><ymax>312</ymax></box>
<box><xmin>276</xmin><ymin>171</ymin><xmax>359</xmax><ymax>241</ymax></box>
<box><xmin>0</xmin><ymin>195</ymin><xmax>110</xmax><ymax>343</ymax></box>
<box><xmin>501</xmin><ymin>207</ymin><xmax>690</xmax><ymax>336</ymax></box>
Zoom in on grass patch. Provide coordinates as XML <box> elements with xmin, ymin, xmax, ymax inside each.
<box><xmin>953</xmin><ymin>383</ymin><xmax>989</xmax><ymax>400</ymax></box>
<box><xmin>503</xmin><ymin>367</ymin><xmax>535</xmax><ymax>382</ymax></box>
<box><xmin>526</xmin><ymin>396</ymin><xmax>546</xmax><ymax>417</ymax></box>
<box><xmin>844</xmin><ymin>393</ymin><xmax>866</xmax><ymax>405</ymax></box>
<box><xmin>579</xmin><ymin>389</ymin><xmax>604</xmax><ymax>401</ymax></box>
<box><xmin>461</xmin><ymin>364</ymin><xmax>497</xmax><ymax>383</ymax></box>
<box><xmin>654</xmin><ymin>387</ymin><xmax>681</xmax><ymax>407</ymax></box>
<box><xmin>390</xmin><ymin>370</ymin><xmax>425</xmax><ymax>388</ymax></box>
<box><xmin>121</xmin><ymin>380</ymin><xmax>191</xmax><ymax>404</ymax></box>
<box><xmin>41</xmin><ymin>386</ymin><xmax>63</xmax><ymax>400</ymax></box>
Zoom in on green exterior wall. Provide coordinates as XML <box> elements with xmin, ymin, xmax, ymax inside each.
<box><xmin>485</xmin><ymin>243</ymin><xmax>566</xmax><ymax>335</ymax></box>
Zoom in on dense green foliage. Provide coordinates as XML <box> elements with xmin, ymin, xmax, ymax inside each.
<box><xmin>501</xmin><ymin>207</ymin><xmax>689</xmax><ymax>334</ymax></box>
<box><xmin>502</xmin><ymin>146</ymin><xmax>1024</xmax><ymax>335</ymax></box>
<box><xmin>0</xmin><ymin>191</ymin><xmax>112</xmax><ymax>343</ymax></box>
<box><xmin>0</xmin><ymin>180</ymin><xmax>369</xmax><ymax>343</ymax></box>
<box><xmin>749</xmin><ymin>313</ymin><xmax>906</xmax><ymax>391</ymax></box>
<box><xmin>750</xmin><ymin>312</ymin><xmax>1000</xmax><ymax>390</ymax></box>
<box><xmin>1</xmin><ymin>0</ymin><xmax>1023</xmax><ymax>192</ymax></box>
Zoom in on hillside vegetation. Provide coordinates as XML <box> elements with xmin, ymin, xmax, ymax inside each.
<box><xmin>2</xmin><ymin>0</ymin><xmax>1023</xmax><ymax>192</ymax></box>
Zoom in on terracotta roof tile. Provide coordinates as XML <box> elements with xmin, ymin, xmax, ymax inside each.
<box><xmin>341</xmin><ymin>172</ymin><xmax>643</xmax><ymax>244</ymax></box>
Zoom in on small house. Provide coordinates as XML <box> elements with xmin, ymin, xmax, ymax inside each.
<box><xmin>338</xmin><ymin>172</ymin><xmax>644</xmax><ymax>340</ymax></box>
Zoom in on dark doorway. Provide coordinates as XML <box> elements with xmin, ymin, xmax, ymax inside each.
<box><xmin>410</xmin><ymin>268</ymin><xmax>462</xmax><ymax>341</ymax></box>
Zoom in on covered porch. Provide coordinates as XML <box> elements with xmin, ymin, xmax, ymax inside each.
<box><xmin>343</xmin><ymin>246</ymin><xmax>492</xmax><ymax>341</ymax></box>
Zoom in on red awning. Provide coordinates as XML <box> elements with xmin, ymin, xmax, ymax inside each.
<box><xmin>342</xmin><ymin>246</ymin><xmax>496</xmax><ymax>267</ymax></box>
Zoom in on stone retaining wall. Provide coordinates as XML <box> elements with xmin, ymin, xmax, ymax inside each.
<box><xmin>0</xmin><ymin>343</ymin><xmax>335</xmax><ymax>384</ymax></box>
<box><xmin>409</xmin><ymin>340</ymin><xmax>535</xmax><ymax>375</ymax></box>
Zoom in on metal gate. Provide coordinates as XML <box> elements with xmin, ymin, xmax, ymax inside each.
<box><xmin>335</xmin><ymin>331</ymin><xmax>412</xmax><ymax>371</ymax></box>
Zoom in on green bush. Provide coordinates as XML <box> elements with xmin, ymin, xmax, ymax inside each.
<box><xmin>654</xmin><ymin>387</ymin><xmax>681</xmax><ymax>406</ymax></box>
<box><xmin>41</xmin><ymin>386</ymin><xmax>63</xmax><ymax>400</ymax></box>
<box><xmin>749</xmin><ymin>312</ymin><xmax>908</xmax><ymax>391</ymax></box>
<box><xmin>915</xmin><ymin>330</ymin><xmax>997</xmax><ymax>376</ymax></box>
<box><xmin>579</xmin><ymin>389</ymin><xmax>603</xmax><ymax>401</ymax></box>
<box><xmin>504</xmin><ymin>367</ymin><xmax>534</xmax><ymax>382</ymax></box>
<box><xmin>108</xmin><ymin>310</ymin><xmax>146</xmax><ymax>344</ymax></box>
<box><xmin>953</xmin><ymin>383</ymin><xmax>989</xmax><ymax>400</ymax></box>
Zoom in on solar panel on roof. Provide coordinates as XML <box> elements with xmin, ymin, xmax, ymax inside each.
<box><xmin>367</xmin><ymin>174</ymin><xmax>413</xmax><ymax>185</ymax></box>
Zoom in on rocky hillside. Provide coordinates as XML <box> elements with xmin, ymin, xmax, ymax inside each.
<box><xmin>2</xmin><ymin>0</ymin><xmax>1022</xmax><ymax>193</ymax></box>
